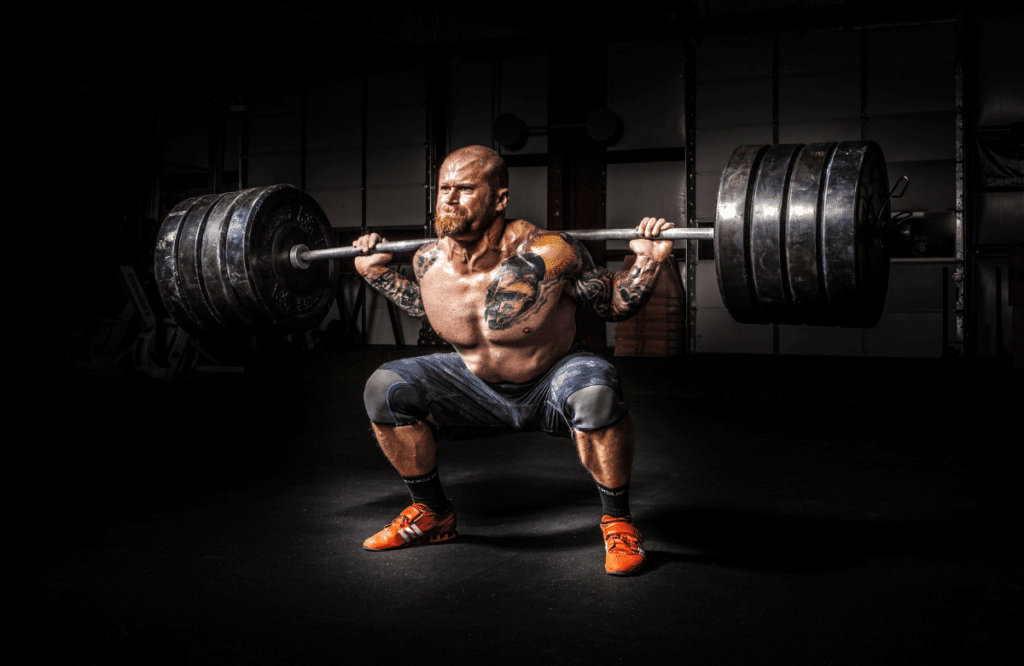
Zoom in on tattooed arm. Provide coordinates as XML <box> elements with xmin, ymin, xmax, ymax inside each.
<box><xmin>352</xmin><ymin>233</ymin><xmax>434</xmax><ymax>318</ymax></box>
<box><xmin>570</xmin><ymin>217</ymin><xmax>675</xmax><ymax>322</ymax></box>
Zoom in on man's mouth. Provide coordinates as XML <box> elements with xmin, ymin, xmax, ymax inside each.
<box><xmin>436</xmin><ymin>208</ymin><xmax>469</xmax><ymax>237</ymax></box>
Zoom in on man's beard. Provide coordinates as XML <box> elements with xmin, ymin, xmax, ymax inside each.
<box><xmin>435</xmin><ymin>209</ymin><xmax>470</xmax><ymax>237</ymax></box>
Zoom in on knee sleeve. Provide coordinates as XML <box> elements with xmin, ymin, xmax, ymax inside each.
<box><xmin>363</xmin><ymin>368</ymin><xmax>429</xmax><ymax>426</ymax></box>
<box><xmin>565</xmin><ymin>384</ymin><xmax>628</xmax><ymax>432</ymax></box>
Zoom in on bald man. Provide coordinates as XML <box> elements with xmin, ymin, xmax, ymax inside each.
<box><xmin>354</xmin><ymin>145</ymin><xmax>674</xmax><ymax>576</ymax></box>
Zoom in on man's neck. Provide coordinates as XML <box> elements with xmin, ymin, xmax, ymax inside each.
<box><xmin>442</xmin><ymin>217</ymin><xmax>506</xmax><ymax>273</ymax></box>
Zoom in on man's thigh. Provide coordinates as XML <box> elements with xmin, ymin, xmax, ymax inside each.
<box><xmin>367</xmin><ymin>350</ymin><xmax>626</xmax><ymax>441</ymax></box>
<box><xmin>370</xmin><ymin>353</ymin><xmax>526</xmax><ymax>440</ymax></box>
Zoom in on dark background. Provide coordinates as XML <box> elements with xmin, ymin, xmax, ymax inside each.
<box><xmin>33</xmin><ymin>2</ymin><xmax>1024</xmax><ymax>663</ymax></box>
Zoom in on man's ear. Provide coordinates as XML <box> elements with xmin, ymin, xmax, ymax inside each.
<box><xmin>495</xmin><ymin>187</ymin><xmax>509</xmax><ymax>212</ymax></box>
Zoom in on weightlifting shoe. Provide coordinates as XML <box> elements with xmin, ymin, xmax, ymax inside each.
<box><xmin>363</xmin><ymin>501</ymin><xmax>457</xmax><ymax>551</ymax></box>
<box><xmin>600</xmin><ymin>515</ymin><xmax>646</xmax><ymax>576</ymax></box>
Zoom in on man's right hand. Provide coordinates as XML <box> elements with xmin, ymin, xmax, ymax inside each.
<box><xmin>353</xmin><ymin>233</ymin><xmax>393</xmax><ymax>275</ymax></box>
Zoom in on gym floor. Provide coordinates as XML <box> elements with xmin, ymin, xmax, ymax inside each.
<box><xmin>28</xmin><ymin>350</ymin><xmax>1021</xmax><ymax>664</ymax></box>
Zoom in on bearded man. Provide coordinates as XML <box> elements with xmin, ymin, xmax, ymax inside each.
<box><xmin>353</xmin><ymin>145</ymin><xmax>674</xmax><ymax>576</ymax></box>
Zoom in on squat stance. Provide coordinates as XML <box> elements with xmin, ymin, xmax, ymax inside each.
<box><xmin>354</xmin><ymin>145</ymin><xmax>673</xmax><ymax>575</ymax></box>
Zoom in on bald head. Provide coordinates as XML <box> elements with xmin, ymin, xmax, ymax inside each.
<box><xmin>441</xmin><ymin>145</ymin><xmax>508</xmax><ymax>192</ymax></box>
<box><xmin>435</xmin><ymin>145</ymin><xmax>510</xmax><ymax>239</ymax></box>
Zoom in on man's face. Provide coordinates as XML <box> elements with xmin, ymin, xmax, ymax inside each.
<box><xmin>435</xmin><ymin>155</ymin><xmax>507</xmax><ymax>239</ymax></box>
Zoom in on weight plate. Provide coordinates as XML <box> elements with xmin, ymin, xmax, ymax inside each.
<box><xmin>200</xmin><ymin>189</ymin><xmax>260</xmax><ymax>331</ymax></box>
<box><xmin>714</xmin><ymin>144</ymin><xmax>771</xmax><ymax>324</ymax></box>
<box><xmin>821</xmin><ymin>141</ymin><xmax>890</xmax><ymax>327</ymax></box>
<box><xmin>784</xmin><ymin>143</ymin><xmax>834</xmax><ymax>325</ymax></box>
<box><xmin>154</xmin><ymin>193</ymin><xmax>221</xmax><ymax>333</ymax></box>
<box><xmin>750</xmin><ymin>143</ymin><xmax>803</xmax><ymax>324</ymax></box>
<box><xmin>224</xmin><ymin>185</ymin><xmax>337</xmax><ymax>332</ymax></box>
<box><xmin>176</xmin><ymin>193</ymin><xmax>236</xmax><ymax>332</ymax></box>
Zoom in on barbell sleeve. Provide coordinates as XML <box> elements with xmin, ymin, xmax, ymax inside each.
<box><xmin>290</xmin><ymin>227</ymin><xmax>714</xmax><ymax>269</ymax></box>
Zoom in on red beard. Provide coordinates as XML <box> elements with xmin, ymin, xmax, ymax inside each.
<box><xmin>435</xmin><ymin>209</ymin><xmax>470</xmax><ymax>237</ymax></box>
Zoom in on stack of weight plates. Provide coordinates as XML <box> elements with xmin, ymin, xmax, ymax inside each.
<box><xmin>714</xmin><ymin>142</ymin><xmax>891</xmax><ymax>328</ymax></box>
<box><xmin>154</xmin><ymin>184</ymin><xmax>338</xmax><ymax>336</ymax></box>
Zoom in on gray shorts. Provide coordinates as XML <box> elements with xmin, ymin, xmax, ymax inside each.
<box><xmin>364</xmin><ymin>349</ymin><xmax>626</xmax><ymax>441</ymax></box>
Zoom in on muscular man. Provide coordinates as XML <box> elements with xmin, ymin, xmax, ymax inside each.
<box><xmin>354</xmin><ymin>145</ymin><xmax>674</xmax><ymax>576</ymax></box>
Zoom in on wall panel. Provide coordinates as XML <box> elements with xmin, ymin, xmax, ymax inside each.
<box><xmin>499</xmin><ymin>50</ymin><xmax>548</xmax><ymax>155</ymax></box>
<box><xmin>779</xmin><ymin>73</ymin><xmax>861</xmax><ymax>122</ymax></box>
<box><xmin>448</xmin><ymin>59</ymin><xmax>493</xmax><ymax>151</ymax></box>
<box><xmin>608</xmin><ymin>39</ymin><xmax>687</xmax><ymax>151</ymax></box>
<box><xmin>507</xmin><ymin>165</ymin><xmax>547</xmax><ymax>228</ymax></box>
<box><xmin>868</xmin><ymin>112</ymin><xmax>955</xmax><ymax>162</ymax></box>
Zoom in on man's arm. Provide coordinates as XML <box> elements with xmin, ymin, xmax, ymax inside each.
<box><xmin>352</xmin><ymin>233</ymin><xmax>428</xmax><ymax>318</ymax></box>
<box><xmin>570</xmin><ymin>217</ymin><xmax>675</xmax><ymax>322</ymax></box>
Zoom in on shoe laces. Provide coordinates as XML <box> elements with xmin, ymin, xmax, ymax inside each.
<box><xmin>606</xmin><ymin>530</ymin><xmax>642</xmax><ymax>552</ymax></box>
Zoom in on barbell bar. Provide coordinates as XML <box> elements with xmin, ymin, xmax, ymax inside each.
<box><xmin>289</xmin><ymin>227</ymin><xmax>716</xmax><ymax>269</ymax></box>
<box><xmin>155</xmin><ymin>141</ymin><xmax>902</xmax><ymax>336</ymax></box>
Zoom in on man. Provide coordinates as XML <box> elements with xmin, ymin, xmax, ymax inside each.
<box><xmin>353</xmin><ymin>145</ymin><xmax>674</xmax><ymax>576</ymax></box>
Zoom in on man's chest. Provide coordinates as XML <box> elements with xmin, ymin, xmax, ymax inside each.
<box><xmin>420</xmin><ymin>254</ymin><xmax>573</xmax><ymax>333</ymax></box>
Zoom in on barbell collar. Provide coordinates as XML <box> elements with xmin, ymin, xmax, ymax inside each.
<box><xmin>292</xmin><ymin>227</ymin><xmax>714</xmax><ymax>269</ymax></box>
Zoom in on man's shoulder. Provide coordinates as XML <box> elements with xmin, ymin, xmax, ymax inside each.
<box><xmin>413</xmin><ymin>240</ymin><xmax>444</xmax><ymax>278</ymax></box>
<box><xmin>515</xmin><ymin>225</ymin><xmax>582</xmax><ymax>279</ymax></box>
<box><xmin>499</xmin><ymin>219</ymin><xmax>560</xmax><ymax>248</ymax></box>
<box><xmin>502</xmin><ymin>218</ymin><xmax>542</xmax><ymax>243</ymax></box>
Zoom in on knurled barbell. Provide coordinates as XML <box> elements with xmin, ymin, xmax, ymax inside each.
<box><xmin>155</xmin><ymin>141</ymin><xmax>905</xmax><ymax>336</ymax></box>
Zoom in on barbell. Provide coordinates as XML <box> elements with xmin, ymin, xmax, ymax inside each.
<box><xmin>155</xmin><ymin>141</ymin><xmax>903</xmax><ymax>336</ymax></box>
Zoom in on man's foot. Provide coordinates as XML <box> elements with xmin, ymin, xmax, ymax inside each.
<box><xmin>363</xmin><ymin>502</ymin><xmax>458</xmax><ymax>551</ymax></box>
<box><xmin>600</xmin><ymin>515</ymin><xmax>645</xmax><ymax>576</ymax></box>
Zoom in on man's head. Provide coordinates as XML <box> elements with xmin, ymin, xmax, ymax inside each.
<box><xmin>435</xmin><ymin>146</ymin><xmax>509</xmax><ymax>240</ymax></box>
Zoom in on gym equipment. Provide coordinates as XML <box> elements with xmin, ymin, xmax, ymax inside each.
<box><xmin>155</xmin><ymin>184</ymin><xmax>338</xmax><ymax>334</ymax></box>
<box><xmin>154</xmin><ymin>141</ymin><xmax>903</xmax><ymax>336</ymax></box>
<box><xmin>715</xmin><ymin>142</ymin><xmax>896</xmax><ymax>328</ymax></box>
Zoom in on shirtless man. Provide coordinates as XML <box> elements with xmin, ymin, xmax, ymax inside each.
<box><xmin>354</xmin><ymin>145</ymin><xmax>674</xmax><ymax>576</ymax></box>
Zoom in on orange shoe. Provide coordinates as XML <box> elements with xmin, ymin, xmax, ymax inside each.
<box><xmin>363</xmin><ymin>502</ymin><xmax>458</xmax><ymax>551</ymax></box>
<box><xmin>601</xmin><ymin>515</ymin><xmax>646</xmax><ymax>576</ymax></box>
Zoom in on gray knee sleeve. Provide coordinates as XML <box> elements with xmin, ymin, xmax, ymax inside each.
<box><xmin>364</xmin><ymin>368</ymin><xmax>428</xmax><ymax>426</ymax></box>
<box><xmin>565</xmin><ymin>384</ymin><xmax>628</xmax><ymax>432</ymax></box>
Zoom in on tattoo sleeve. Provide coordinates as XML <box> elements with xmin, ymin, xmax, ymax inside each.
<box><xmin>572</xmin><ymin>241</ymin><xmax>664</xmax><ymax>322</ymax></box>
<box><xmin>362</xmin><ymin>266</ymin><xmax>425</xmax><ymax>318</ymax></box>
<box><xmin>358</xmin><ymin>244</ymin><xmax>444</xmax><ymax>318</ymax></box>
<box><xmin>413</xmin><ymin>244</ymin><xmax>441</xmax><ymax>280</ymax></box>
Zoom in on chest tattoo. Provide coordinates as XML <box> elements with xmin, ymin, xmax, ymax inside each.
<box><xmin>484</xmin><ymin>253</ymin><xmax>550</xmax><ymax>330</ymax></box>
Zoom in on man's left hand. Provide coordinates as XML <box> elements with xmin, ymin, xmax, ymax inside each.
<box><xmin>629</xmin><ymin>217</ymin><xmax>675</xmax><ymax>263</ymax></box>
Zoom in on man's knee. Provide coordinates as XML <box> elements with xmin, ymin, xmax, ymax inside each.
<box><xmin>364</xmin><ymin>367</ymin><xmax>429</xmax><ymax>427</ymax></box>
<box><xmin>565</xmin><ymin>384</ymin><xmax>628</xmax><ymax>432</ymax></box>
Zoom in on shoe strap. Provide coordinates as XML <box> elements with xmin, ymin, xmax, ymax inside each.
<box><xmin>396</xmin><ymin>505</ymin><xmax>426</xmax><ymax>526</ymax></box>
<box><xmin>603</xmin><ymin>523</ymin><xmax>643</xmax><ymax>544</ymax></box>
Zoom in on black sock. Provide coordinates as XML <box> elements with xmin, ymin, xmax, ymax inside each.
<box><xmin>402</xmin><ymin>467</ymin><xmax>449</xmax><ymax>513</ymax></box>
<box><xmin>596</xmin><ymin>481</ymin><xmax>631</xmax><ymax>518</ymax></box>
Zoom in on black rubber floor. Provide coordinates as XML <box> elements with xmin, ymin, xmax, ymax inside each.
<box><xmin>26</xmin><ymin>351</ymin><xmax>1021</xmax><ymax>664</ymax></box>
